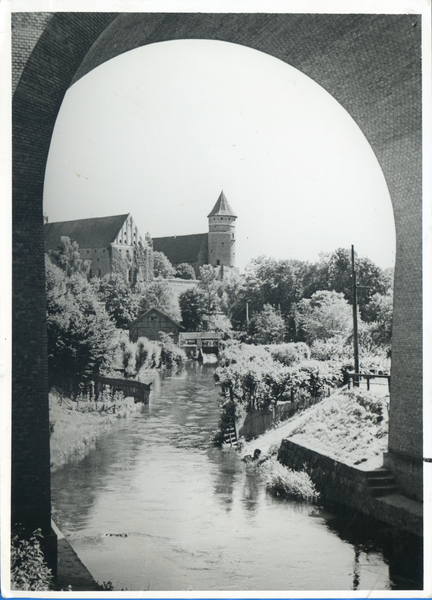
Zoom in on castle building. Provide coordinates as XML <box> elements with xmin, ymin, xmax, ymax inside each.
<box><xmin>153</xmin><ymin>191</ymin><xmax>239</xmax><ymax>279</ymax></box>
<box><xmin>44</xmin><ymin>213</ymin><xmax>153</xmax><ymax>283</ymax></box>
<box><xmin>44</xmin><ymin>192</ymin><xmax>238</xmax><ymax>282</ymax></box>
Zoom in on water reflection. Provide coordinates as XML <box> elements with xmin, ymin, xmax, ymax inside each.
<box><xmin>322</xmin><ymin>504</ymin><xmax>423</xmax><ymax>590</ymax></box>
<box><xmin>51</xmin><ymin>363</ymin><xmax>422</xmax><ymax>591</ymax></box>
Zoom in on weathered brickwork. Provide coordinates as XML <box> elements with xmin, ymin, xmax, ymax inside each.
<box><xmin>12</xmin><ymin>13</ymin><xmax>423</xmax><ymax>565</ymax></box>
<box><xmin>11</xmin><ymin>12</ymin><xmax>55</xmax><ymax>95</ymax></box>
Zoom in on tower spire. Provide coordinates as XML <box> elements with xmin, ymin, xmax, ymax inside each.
<box><xmin>207</xmin><ymin>190</ymin><xmax>237</xmax><ymax>218</ymax></box>
<box><xmin>207</xmin><ymin>191</ymin><xmax>237</xmax><ymax>271</ymax></box>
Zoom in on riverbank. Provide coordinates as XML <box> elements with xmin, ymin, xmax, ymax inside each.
<box><xmin>239</xmin><ymin>385</ymin><xmax>389</xmax><ymax>471</ymax></box>
<box><xmin>238</xmin><ymin>385</ymin><xmax>422</xmax><ymax>536</ymax></box>
<box><xmin>49</xmin><ymin>392</ymin><xmax>144</xmax><ymax>470</ymax></box>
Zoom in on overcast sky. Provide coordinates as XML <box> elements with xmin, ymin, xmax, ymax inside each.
<box><xmin>43</xmin><ymin>39</ymin><xmax>396</xmax><ymax>271</ymax></box>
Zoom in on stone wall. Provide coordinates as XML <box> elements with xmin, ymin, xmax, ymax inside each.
<box><xmin>278</xmin><ymin>439</ymin><xmax>422</xmax><ymax>536</ymax></box>
<box><xmin>236</xmin><ymin>398</ymin><xmax>322</xmax><ymax>440</ymax></box>
<box><xmin>164</xmin><ymin>277</ymin><xmax>199</xmax><ymax>298</ymax></box>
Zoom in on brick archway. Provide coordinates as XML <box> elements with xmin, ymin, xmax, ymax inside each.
<box><xmin>12</xmin><ymin>12</ymin><xmax>423</xmax><ymax>560</ymax></box>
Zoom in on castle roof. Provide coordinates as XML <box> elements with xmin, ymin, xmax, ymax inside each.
<box><xmin>207</xmin><ymin>191</ymin><xmax>237</xmax><ymax>218</ymax></box>
<box><xmin>152</xmin><ymin>233</ymin><xmax>208</xmax><ymax>265</ymax></box>
<box><xmin>44</xmin><ymin>214</ymin><xmax>130</xmax><ymax>250</ymax></box>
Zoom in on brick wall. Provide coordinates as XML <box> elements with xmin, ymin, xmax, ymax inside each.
<box><xmin>12</xmin><ymin>13</ymin><xmax>423</xmax><ymax>563</ymax></box>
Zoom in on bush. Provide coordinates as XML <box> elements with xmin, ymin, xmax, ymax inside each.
<box><xmin>268</xmin><ymin>342</ymin><xmax>311</xmax><ymax>365</ymax></box>
<box><xmin>11</xmin><ymin>528</ymin><xmax>53</xmax><ymax>591</ymax></box>
<box><xmin>310</xmin><ymin>335</ymin><xmax>351</xmax><ymax>361</ymax></box>
<box><xmin>159</xmin><ymin>332</ymin><xmax>186</xmax><ymax>370</ymax></box>
<box><xmin>175</xmin><ymin>263</ymin><xmax>196</xmax><ymax>280</ymax></box>
<box><xmin>260</xmin><ymin>458</ymin><xmax>319</xmax><ymax>501</ymax></box>
<box><xmin>135</xmin><ymin>337</ymin><xmax>161</xmax><ymax>372</ymax></box>
<box><xmin>214</xmin><ymin>343</ymin><xmax>346</xmax><ymax>439</ymax></box>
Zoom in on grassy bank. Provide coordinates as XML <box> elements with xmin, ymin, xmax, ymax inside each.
<box><xmin>49</xmin><ymin>393</ymin><xmax>141</xmax><ymax>470</ymax></box>
<box><xmin>240</xmin><ymin>386</ymin><xmax>389</xmax><ymax>471</ymax></box>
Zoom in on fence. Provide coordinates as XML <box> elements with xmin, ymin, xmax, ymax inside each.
<box><xmin>347</xmin><ymin>372</ymin><xmax>391</xmax><ymax>392</ymax></box>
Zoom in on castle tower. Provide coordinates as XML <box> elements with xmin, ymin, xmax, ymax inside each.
<box><xmin>207</xmin><ymin>191</ymin><xmax>237</xmax><ymax>270</ymax></box>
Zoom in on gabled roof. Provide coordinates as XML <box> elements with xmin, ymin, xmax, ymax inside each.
<box><xmin>129</xmin><ymin>307</ymin><xmax>184</xmax><ymax>330</ymax></box>
<box><xmin>44</xmin><ymin>214</ymin><xmax>130</xmax><ymax>251</ymax></box>
<box><xmin>152</xmin><ymin>233</ymin><xmax>208</xmax><ymax>264</ymax></box>
<box><xmin>207</xmin><ymin>191</ymin><xmax>237</xmax><ymax>218</ymax></box>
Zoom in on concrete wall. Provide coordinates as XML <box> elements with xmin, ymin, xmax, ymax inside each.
<box><xmin>278</xmin><ymin>439</ymin><xmax>422</xmax><ymax>536</ymax></box>
<box><xmin>164</xmin><ymin>277</ymin><xmax>199</xmax><ymax>298</ymax></box>
<box><xmin>236</xmin><ymin>398</ymin><xmax>322</xmax><ymax>440</ymax></box>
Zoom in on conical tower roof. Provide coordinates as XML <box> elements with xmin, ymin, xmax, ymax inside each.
<box><xmin>207</xmin><ymin>191</ymin><xmax>237</xmax><ymax>218</ymax></box>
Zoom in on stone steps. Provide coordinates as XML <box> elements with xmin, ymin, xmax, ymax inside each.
<box><xmin>363</xmin><ymin>468</ymin><xmax>399</xmax><ymax>497</ymax></box>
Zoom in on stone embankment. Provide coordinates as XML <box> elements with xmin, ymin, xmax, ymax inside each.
<box><xmin>239</xmin><ymin>386</ymin><xmax>423</xmax><ymax>537</ymax></box>
<box><xmin>277</xmin><ymin>439</ymin><xmax>423</xmax><ymax>537</ymax></box>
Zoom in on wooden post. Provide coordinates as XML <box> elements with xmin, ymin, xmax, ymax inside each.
<box><xmin>351</xmin><ymin>246</ymin><xmax>360</xmax><ymax>386</ymax></box>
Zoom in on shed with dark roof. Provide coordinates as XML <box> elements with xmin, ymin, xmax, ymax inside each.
<box><xmin>129</xmin><ymin>307</ymin><xmax>184</xmax><ymax>343</ymax></box>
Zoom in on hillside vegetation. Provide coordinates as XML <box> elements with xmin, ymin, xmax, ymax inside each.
<box><xmin>241</xmin><ymin>386</ymin><xmax>389</xmax><ymax>471</ymax></box>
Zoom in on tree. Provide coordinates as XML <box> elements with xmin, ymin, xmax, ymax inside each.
<box><xmin>198</xmin><ymin>265</ymin><xmax>220</xmax><ymax>330</ymax></box>
<box><xmin>48</xmin><ymin>236</ymin><xmax>90</xmax><ymax>277</ymax></box>
<box><xmin>362</xmin><ymin>291</ymin><xmax>393</xmax><ymax>349</ymax></box>
<box><xmin>175</xmin><ymin>263</ymin><xmax>196</xmax><ymax>280</ymax></box>
<box><xmin>97</xmin><ymin>273</ymin><xmax>141</xmax><ymax>329</ymax></box>
<box><xmin>222</xmin><ymin>256</ymin><xmax>312</xmax><ymax>335</ymax></box>
<box><xmin>138</xmin><ymin>280</ymin><xmax>181</xmax><ymax>322</ymax></box>
<box><xmin>45</xmin><ymin>257</ymin><xmax>116</xmax><ymax>385</ymax></box>
<box><xmin>309</xmin><ymin>248</ymin><xmax>391</xmax><ymax>318</ymax></box>
<box><xmin>247</xmin><ymin>304</ymin><xmax>285</xmax><ymax>345</ymax></box>
<box><xmin>179</xmin><ymin>287</ymin><xmax>208</xmax><ymax>331</ymax></box>
<box><xmin>293</xmin><ymin>290</ymin><xmax>352</xmax><ymax>344</ymax></box>
<box><xmin>153</xmin><ymin>251</ymin><xmax>175</xmax><ymax>279</ymax></box>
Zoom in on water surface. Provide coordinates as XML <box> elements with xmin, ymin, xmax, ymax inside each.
<box><xmin>51</xmin><ymin>362</ymin><xmax>422</xmax><ymax>591</ymax></box>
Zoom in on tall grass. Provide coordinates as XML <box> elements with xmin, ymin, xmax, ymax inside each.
<box><xmin>260</xmin><ymin>457</ymin><xmax>319</xmax><ymax>501</ymax></box>
<box><xmin>49</xmin><ymin>394</ymin><xmax>138</xmax><ymax>470</ymax></box>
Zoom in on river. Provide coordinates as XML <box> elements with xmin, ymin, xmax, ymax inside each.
<box><xmin>51</xmin><ymin>362</ymin><xmax>422</xmax><ymax>592</ymax></box>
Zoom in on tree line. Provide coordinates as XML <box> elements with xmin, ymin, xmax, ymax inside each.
<box><xmin>46</xmin><ymin>236</ymin><xmax>393</xmax><ymax>386</ymax></box>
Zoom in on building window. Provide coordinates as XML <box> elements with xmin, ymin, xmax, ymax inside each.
<box><xmin>89</xmin><ymin>269</ymin><xmax>93</xmax><ymax>278</ymax></box>
<box><xmin>98</xmin><ymin>269</ymin><xmax>101</xmax><ymax>277</ymax></box>
<box><xmin>87</xmin><ymin>250</ymin><xmax>89</xmax><ymax>253</ymax></box>
<box><xmin>217</xmin><ymin>260</ymin><xmax>220</xmax><ymax>265</ymax></box>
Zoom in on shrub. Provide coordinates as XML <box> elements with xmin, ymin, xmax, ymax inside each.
<box><xmin>135</xmin><ymin>337</ymin><xmax>161</xmax><ymax>372</ymax></box>
<box><xmin>11</xmin><ymin>528</ymin><xmax>53</xmax><ymax>591</ymax></box>
<box><xmin>175</xmin><ymin>263</ymin><xmax>196</xmax><ymax>280</ymax></box>
<box><xmin>268</xmin><ymin>342</ymin><xmax>311</xmax><ymax>365</ymax></box>
<box><xmin>260</xmin><ymin>458</ymin><xmax>319</xmax><ymax>501</ymax></box>
<box><xmin>310</xmin><ymin>335</ymin><xmax>351</xmax><ymax>361</ymax></box>
<box><xmin>158</xmin><ymin>332</ymin><xmax>186</xmax><ymax>370</ymax></box>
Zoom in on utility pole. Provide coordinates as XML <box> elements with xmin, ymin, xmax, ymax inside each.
<box><xmin>351</xmin><ymin>245</ymin><xmax>360</xmax><ymax>386</ymax></box>
<box><xmin>246</xmin><ymin>301</ymin><xmax>249</xmax><ymax>325</ymax></box>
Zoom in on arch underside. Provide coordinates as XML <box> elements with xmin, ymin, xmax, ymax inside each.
<box><xmin>12</xmin><ymin>12</ymin><xmax>423</xmax><ymax>537</ymax></box>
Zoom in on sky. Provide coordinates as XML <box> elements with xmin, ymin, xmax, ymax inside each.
<box><xmin>43</xmin><ymin>39</ymin><xmax>396</xmax><ymax>271</ymax></box>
